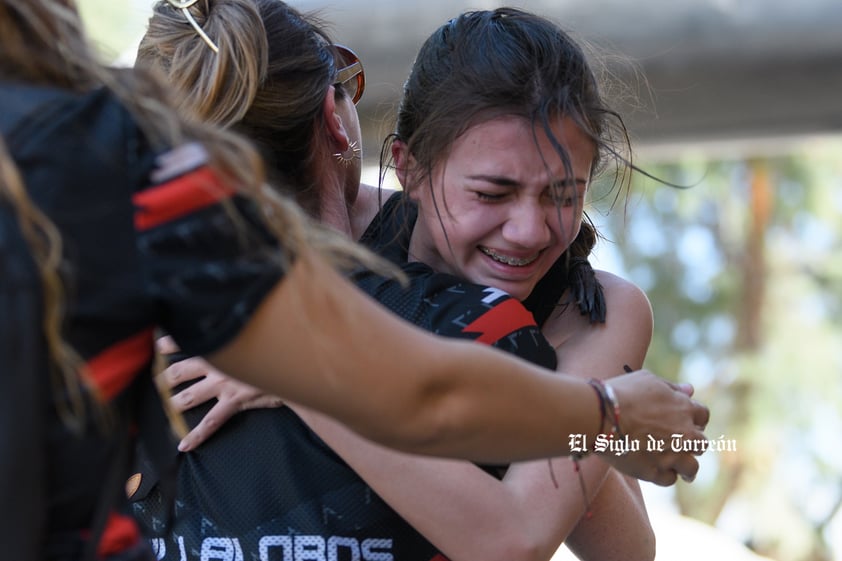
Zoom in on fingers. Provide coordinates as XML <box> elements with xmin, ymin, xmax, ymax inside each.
<box><xmin>610</xmin><ymin>445</ymin><xmax>702</xmax><ymax>487</ymax></box>
<box><xmin>244</xmin><ymin>395</ymin><xmax>285</xmax><ymax>410</ymax></box>
<box><xmin>692</xmin><ymin>400</ymin><xmax>710</xmax><ymax>429</ymax></box>
<box><xmin>664</xmin><ymin>379</ymin><xmax>694</xmax><ymax>397</ymax></box>
<box><xmin>675</xmin><ymin>453</ymin><xmax>700</xmax><ymax>483</ymax></box>
<box><xmin>650</xmin><ymin>467</ymin><xmax>678</xmax><ymax>487</ymax></box>
<box><xmin>168</xmin><ymin>369</ymin><xmax>283</xmax><ymax>450</ymax></box>
<box><xmin>157</xmin><ymin>356</ymin><xmax>213</xmax><ymax>391</ymax></box>
<box><xmin>178</xmin><ymin>395</ymin><xmax>258</xmax><ymax>451</ymax></box>
<box><xmin>600</xmin><ymin>370</ymin><xmax>712</xmax><ymax>486</ymax></box>
<box><xmin>167</xmin><ymin>374</ymin><xmax>219</xmax><ymax>413</ymax></box>
<box><xmin>177</xmin><ymin>399</ymin><xmax>229</xmax><ymax>451</ymax></box>
<box><xmin>155</xmin><ymin>335</ymin><xmax>180</xmax><ymax>355</ymax></box>
<box><xmin>676</xmin><ymin>382</ymin><xmax>694</xmax><ymax>397</ymax></box>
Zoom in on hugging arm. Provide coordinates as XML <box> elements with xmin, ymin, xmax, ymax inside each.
<box><xmin>546</xmin><ymin>271</ymin><xmax>658</xmax><ymax>560</ymax></box>
<box><xmin>183</xmin><ymin>252</ymin><xmax>708</xmax><ymax>478</ymax></box>
<box><xmin>288</xmin><ymin>272</ymin><xmax>657</xmax><ymax>561</ymax></box>
<box><xmin>204</xmin><ymin>251</ymin><xmax>608</xmax><ymax>464</ymax></box>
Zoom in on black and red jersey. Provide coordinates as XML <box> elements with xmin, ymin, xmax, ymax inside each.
<box><xmin>0</xmin><ymin>82</ymin><xmax>285</xmax><ymax>560</ymax></box>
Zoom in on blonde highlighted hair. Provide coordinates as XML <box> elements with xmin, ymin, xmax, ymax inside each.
<box><xmin>138</xmin><ymin>0</ymin><xmax>352</xmax><ymax>219</ymax></box>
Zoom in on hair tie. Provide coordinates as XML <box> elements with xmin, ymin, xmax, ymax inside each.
<box><xmin>165</xmin><ymin>0</ymin><xmax>219</xmax><ymax>54</ymax></box>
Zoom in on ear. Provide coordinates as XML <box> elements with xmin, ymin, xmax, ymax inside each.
<box><xmin>323</xmin><ymin>86</ymin><xmax>350</xmax><ymax>150</ymax></box>
<box><xmin>391</xmin><ymin>139</ymin><xmax>420</xmax><ymax>200</ymax></box>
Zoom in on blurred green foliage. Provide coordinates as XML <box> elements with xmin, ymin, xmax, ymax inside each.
<box><xmin>593</xmin><ymin>138</ymin><xmax>842</xmax><ymax>561</ymax></box>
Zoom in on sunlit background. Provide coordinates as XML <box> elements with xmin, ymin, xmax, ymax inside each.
<box><xmin>78</xmin><ymin>2</ymin><xmax>842</xmax><ymax>560</ymax></box>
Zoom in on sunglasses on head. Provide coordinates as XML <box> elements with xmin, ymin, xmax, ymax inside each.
<box><xmin>333</xmin><ymin>44</ymin><xmax>365</xmax><ymax>105</ymax></box>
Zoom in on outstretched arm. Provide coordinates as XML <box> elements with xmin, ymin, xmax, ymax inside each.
<box><xmin>203</xmin><ymin>251</ymin><xmax>709</xmax><ymax>480</ymax></box>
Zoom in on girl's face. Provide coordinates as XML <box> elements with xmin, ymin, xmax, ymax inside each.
<box><xmin>407</xmin><ymin>115</ymin><xmax>594</xmax><ymax>301</ymax></box>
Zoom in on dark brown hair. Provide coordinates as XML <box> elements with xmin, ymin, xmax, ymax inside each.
<box><xmin>388</xmin><ymin>8</ymin><xmax>633</xmax><ymax>319</ymax></box>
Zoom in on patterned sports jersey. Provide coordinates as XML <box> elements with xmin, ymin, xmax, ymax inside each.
<box><xmin>130</xmin><ymin>192</ymin><xmax>563</xmax><ymax>560</ymax></box>
<box><xmin>0</xmin><ymin>82</ymin><xmax>285</xmax><ymax>560</ymax></box>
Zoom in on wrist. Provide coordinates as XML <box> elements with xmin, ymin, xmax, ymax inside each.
<box><xmin>588</xmin><ymin>378</ymin><xmax>622</xmax><ymax>439</ymax></box>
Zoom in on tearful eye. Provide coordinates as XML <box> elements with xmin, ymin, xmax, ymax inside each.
<box><xmin>475</xmin><ymin>191</ymin><xmax>506</xmax><ymax>201</ymax></box>
<box><xmin>545</xmin><ymin>191</ymin><xmax>574</xmax><ymax>206</ymax></box>
<box><xmin>547</xmin><ymin>183</ymin><xmax>585</xmax><ymax>207</ymax></box>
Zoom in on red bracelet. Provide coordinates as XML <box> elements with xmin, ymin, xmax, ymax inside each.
<box><xmin>567</xmin><ymin>374</ymin><xmax>626</xmax><ymax>521</ymax></box>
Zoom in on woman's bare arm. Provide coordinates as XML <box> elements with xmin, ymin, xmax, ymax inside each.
<box><xmin>292</xmin><ymin>405</ymin><xmax>600</xmax><ymax>561</ymax></box>
<box><xmin>545</xmin><ymin>271</ymin><xmax>657</xmax><ymax>560</ymax></box>
<box><xmin>205</xmin><ymin>251</ymin><xmax>709</xmax><ymax>481</ymax></box>
<box><xmin>287</xmin><ymin>271</ymin><xmax>656</xmax><ymax>561</ymax></box>
<box><xmin>565</xmin><ymin>471</ymin><xmax>655</xmax><ymax>560</ymax></box>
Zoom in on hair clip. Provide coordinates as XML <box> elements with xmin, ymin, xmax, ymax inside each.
<box><xmin>165</xmin><ymin>0</ymin><xmax>219</xmax><ymax>54</ymax></box>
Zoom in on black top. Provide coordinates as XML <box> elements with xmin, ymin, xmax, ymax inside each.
<box><xmin>0</xmin><ymin>82</ymin><xmax>285</xmax><ymax>560</ymax></box>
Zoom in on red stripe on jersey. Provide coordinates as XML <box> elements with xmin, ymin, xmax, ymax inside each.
<box><xmin>429</xmin><ymin>555</ymin><xmax>450</xmax><ymax>561</ymax></box>
<box><xmin>85</xmin><ymin>328</ymin><xmax>154</xmax><ymax>400</ymax></box>
<box><xmin>461</xmin><ymin>298</ymin><xmax>537</xmax><ymax>345</ymax></box>
<box><xmin>133</xmin><ymin>166</ymin><xmax>235</xmax><ymax>231</ymax></box>
<box><xmin>94</xmin><ymin>512</ymin><xmax>142</xmax><ymax>557</ymax></box>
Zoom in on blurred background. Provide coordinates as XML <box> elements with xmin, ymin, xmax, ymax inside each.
<box><xmin>78</xmin><ymin>1</ymin><xmax>842</xmax><ymax>560</ymax></box>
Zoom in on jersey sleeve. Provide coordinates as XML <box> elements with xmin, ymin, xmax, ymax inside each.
<box><xmin>355</xmin><ymin>264</ymin><xmax>557</xmax><ymax>371</ymax></box>
<box><xmin>133</xmin><ymin>143</ymin><xmax>287</xmax><ymax>357</ymax></box>
<box><xmin>423</xmin><ymin>273</ymin><xmax>558</xmax><ymax>371</ymax></box>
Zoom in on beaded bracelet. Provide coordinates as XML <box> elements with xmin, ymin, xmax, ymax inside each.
<box><xmin>566</xmin><ymin>374</ymin><xmax>626</xmax><ymax>519</ymax></box>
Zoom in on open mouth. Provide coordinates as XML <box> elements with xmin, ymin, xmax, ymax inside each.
<box><xmin>479</xmin><ymin>246</ymin><xmax>540</xmax><ymax>267</ymax></box>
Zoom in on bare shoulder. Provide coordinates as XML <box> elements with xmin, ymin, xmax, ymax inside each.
<box><xmin>595</xmin><ymin>270</ymin><xmax>653</xmax><ymax>323</ymax></box>
<box><xmin>543</xmin><ymin>270</ymin><xmax>653</xmax><ymax>351</ymax></box>
<box><xmin>593</xmin><ymin>270</ymin><xmax>654</xmax><ymax>348</ymax></box>
<box><xmin>547</xmin><ymin>270</ymin><xmax>655</xmax><ymax>374</ymax></box>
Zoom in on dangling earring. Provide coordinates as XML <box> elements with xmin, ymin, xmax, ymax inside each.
<box><xmin>333</xmin><ymin>141</ymin><xmax>361</xmax><ymax>166</ymax></box>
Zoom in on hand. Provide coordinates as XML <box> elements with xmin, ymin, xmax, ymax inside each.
<box><xmin>156</xmin><ymin>336</ymin><xmax>284</xmax><ymax>451</ymax></box>
<box><xmin>595</xmin><ymin>370</ymin><xmax>710</xmax><ymax>486</ymax></box>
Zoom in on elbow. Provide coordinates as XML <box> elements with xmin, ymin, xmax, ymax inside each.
<box><xmin>624</xmin><ymin>526</ymin><xmax>656</xmax><ymax>561</ymax></box>
<box><xmin>641</xmin><ymin>528</ymin><xmax>656</xmax><ymax>561</ymax></box>
<box><xmin>505</xmin><ymin>542</ymin><xmax>554</xmax><ymax>561</ymax></box>
<box><xmin>632</xmin><ymin>505</ymin><xmax>656</xmax><ymax>561</ymax></box>
<box><xmin>478</xmin><ymin>532</ymin><xmax>555</xmax><ymax>561</ymax></box>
